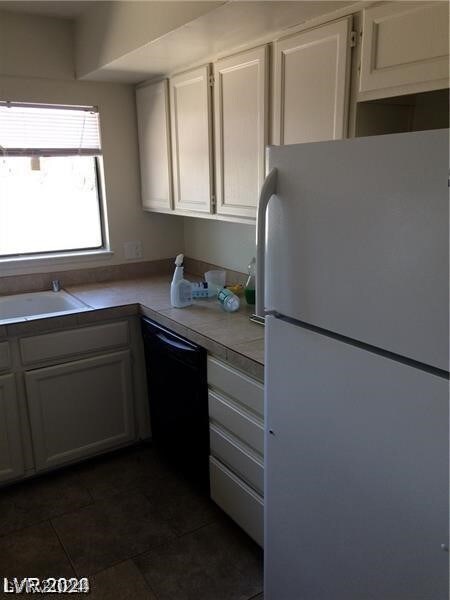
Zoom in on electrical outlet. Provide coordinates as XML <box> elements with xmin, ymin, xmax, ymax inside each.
<box><xmin>124</xmin><ymin>241</ymin><xmax>143</xmax><ymax>260</ymax></box>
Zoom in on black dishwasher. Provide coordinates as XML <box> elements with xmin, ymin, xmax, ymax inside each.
<box><xmin>141</xmin><ymin>317</ymin><xmax>209</xmax><ymax>490</ymax></box>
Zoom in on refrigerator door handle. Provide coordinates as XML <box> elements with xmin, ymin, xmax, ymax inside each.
<box><xmin>254</xmin><ymin>168</ymin><xmax>278</xmax><ymax>321</ymax></box>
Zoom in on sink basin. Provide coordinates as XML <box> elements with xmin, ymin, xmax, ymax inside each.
<box><xmin>0</xmin><ymin>290</ymin><xmax>90</xmax><ymax>321</ymax></box>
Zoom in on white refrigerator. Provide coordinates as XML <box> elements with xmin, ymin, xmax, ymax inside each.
<box><xmin>257</xmin><ymin>129</ymin><xmax>449</xmax><ymax>600</ymax></box>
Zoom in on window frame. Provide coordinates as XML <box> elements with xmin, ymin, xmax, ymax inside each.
<box><xmin>0</xmin><ymin>102</ymin><xmax>112</xmax><ymax>266</ymax></box>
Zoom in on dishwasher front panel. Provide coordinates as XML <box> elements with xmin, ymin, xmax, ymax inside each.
<box><xmin>141</xmin><ymin>317</ymin><xmax>209</xmax><ymax>489</ymax></box>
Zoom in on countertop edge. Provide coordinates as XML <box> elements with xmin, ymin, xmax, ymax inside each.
<box><xmin>1</xmin><ymin>294</ymin><xmax>264</xmax><ymax>382</ymax></box>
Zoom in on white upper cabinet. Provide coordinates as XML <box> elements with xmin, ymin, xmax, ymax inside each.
<box><xmin>359</xmin><ymin>2</ymin><xmax>449</xmax><ymax>100</ymax></box>
<box><xmin>273</xmin><ymin>17</ymin><xmax>352</xmax><ymax>145</ymax></box>
<box><xmin>170</xmin><ymin>65</ymin><xmax>213</xmax><ymax>214</ymax></box>
<box><xmin>213</xmin><ymin>46</ymin><xmax>268</xmax><ymax>220</ymax></box>
<box><xmin>136</xmin><ymin>79</ymin><xmax>172</xmax><ymax>212</ymax></box>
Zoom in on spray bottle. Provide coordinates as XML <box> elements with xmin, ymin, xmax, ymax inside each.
<box><xmin>170</xmin><ymin>254</ymin><xmax>192</xmax><ymax>308</ymax></box>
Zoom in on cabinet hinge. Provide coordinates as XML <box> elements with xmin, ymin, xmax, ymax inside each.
<box><xmin>350</xmin><ymin>31</ymin><xmax>357</xmax><ymax>48</ymax></box>
<box><xmin>209</xmin><ymin>75</ymin><xmax>215</xmax><ymax>87</ymax></box>
<box><xmin>211</xmin><ymin>195</ymin><xmax>216</xmax><ymax>209</ymax></box>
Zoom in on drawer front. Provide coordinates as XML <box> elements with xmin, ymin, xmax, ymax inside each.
<box><xmin>210</xmin><ymin>456</ymin><xmax>263</xmax><ymax>547</ymax></box>
<box><xmin>207</xmin><ymin>356</ymin><xmax>263</xmax><ymax>417</ymax></box>
<box><xmin>20</xmin><ymin>321</ymin><xmax>129</xmax><ymax>365</ymax></box>
<box><xmin>0</xmin><ymin>342</ymin><xmax>11</xmax><ymax>372</ymax></box>
<box><xmin>209</xmin><ymin>390</ymin><xmax>264</xmax><ymax>455</ymax></box>
<box><xmin>210</xmin><ymin>424</ymin><xmax>263</xmax><ymax>494</ymax></box>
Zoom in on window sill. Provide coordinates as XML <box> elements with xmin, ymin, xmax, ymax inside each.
<box><xmin>0</xmin><ymin>249</ymin><xmax>115</xmax><ymax>274</ymax></box>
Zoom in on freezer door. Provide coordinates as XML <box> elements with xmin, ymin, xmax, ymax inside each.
<box><xmin>265</xmin><ymin>316</ymin><xmax>449</xmax><ymax>600</ymax></box>
<box><xmin>265</xmin><ymin>128</ymin><xmax>449</xmax><ymax>371</ymax></box>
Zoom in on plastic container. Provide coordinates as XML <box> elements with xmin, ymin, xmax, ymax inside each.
<box><xmin>217</xmin><ymin>287</ymin><xmax>240</xmax><ymax>312</ymax></box>
<box><xmin>205</xmin><ymin>270</ymin><xmax>226</xmax><ymax>289</ymax></box>
<box><xmin>170</xmin><ymin>254</ymin><xmax>192</xmax><ymax>308</ymax></box>
<box><xmin>245</xmin><ymin>257</ymin><xmax>256</xmax><ymax>305</ymax></box>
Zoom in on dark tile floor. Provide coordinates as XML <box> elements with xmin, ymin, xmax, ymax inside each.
<box><xmin>0</xmin><ymin>444</ymin><xmax>263</xmax><ymax>600</ymax></box>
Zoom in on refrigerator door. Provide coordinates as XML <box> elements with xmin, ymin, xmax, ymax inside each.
<box><xmin>265</xmin><ymin>129</ymin><xmax>449</xmax><ymax>371</ymax></box>
<box><xmin>265</xmin><ymin>316</ymin><xmax>449</xmax><ymax>600</ymax></box>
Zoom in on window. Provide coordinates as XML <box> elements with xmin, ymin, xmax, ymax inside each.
<box><xmin>0</xmin><ymin>102</ymin><xmax>107</xmax><ymax>259</ymax></box>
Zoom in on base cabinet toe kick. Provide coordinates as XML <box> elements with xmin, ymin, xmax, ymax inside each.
<box><xmin>207</xmin><ymin>356</ymin><xmax>264</xmax><ymax>546</ymax></box>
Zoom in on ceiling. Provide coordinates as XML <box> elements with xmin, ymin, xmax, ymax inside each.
<box><xmin>0</xmin><ymin>1</ymin><xmax>97</xmax><ymax>18</ymax></box>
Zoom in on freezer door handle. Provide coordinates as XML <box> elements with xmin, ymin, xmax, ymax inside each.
<box><xmin>255</xmin><ymin>168</ymin><xmax>278</xmax><ymax>320</ymax></box>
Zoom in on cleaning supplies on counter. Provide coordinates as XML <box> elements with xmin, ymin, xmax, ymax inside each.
<box><xmin>170</xmin><ymin>254</ymin><xmax>192</xmax><ymax>308</ymax></box>
<box><xmin>217</xmin><ymin>287</ymin><xmax>240</xmax><ymax>312</ymax></box>
<box><xmin>191</xmin><ymin>281</ymin><xmax>217</xmax><ymax>299</ymax></box>
<box><xmin>226</xmin><ymin>283</ymin><xmax>244</xmax><ymax>296</ymax></box>
<box><xmin>245</xmin><ymin>257</ymin><xmax>256</xmax><ymax>305</ymax></box>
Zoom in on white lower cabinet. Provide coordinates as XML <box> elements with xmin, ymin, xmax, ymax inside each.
<box><xmin>25</xmin><ymin>350</ymin><xmax>135</xmax><ymax>471</ymax></box>
<box><xmin>210</xmin><ymin>424</ymin><xmax>263</xmax><ymax>495</ymax></box>
<box><xmin>207</xmin><ymin>356</ymin><xmax>264</xmax><ymax>546</ymax></box>
<box><xmin>210</xmin><ymin>456</ymin><xmax>264</xmax><ymax>547</ymax></box>
<box><xmin>0</xmin><ymin>373</ymin><xmax>24</xmax><ymax>483</ymax></box>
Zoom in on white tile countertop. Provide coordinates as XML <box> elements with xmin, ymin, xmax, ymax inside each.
<box><xmin>0</xmin><ymin>274</ymin><xmax>264</xmax><ymax>380</ymax></box>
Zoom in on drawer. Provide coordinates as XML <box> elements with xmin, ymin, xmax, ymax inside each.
<box><xmin>207</xmin><ymin>356</ymin><xmax>263</xmax><ymax>417</ymax></box>
<box><xmin>210</xmin><ymin>456</ymin><xmax>263</xmax><ymax>547</ymax></box>
<box><xmin>210</xmin><ymin>423</ymin><xmax>263</xmax><ymax>494</ymax></box>
<box><xmin>20</xmin><ymin>321</ymin><xmax>129</xmax><ymax>365</ymax></box>
<box><xmin>0</xmin><ymin>342</ymin><xmax>11</xmax><ymax>372</ymax></box>
<box><xmin>208</xmin><ymin>390</ymin><xmax>264</xmax><ymax>455</ymax></box>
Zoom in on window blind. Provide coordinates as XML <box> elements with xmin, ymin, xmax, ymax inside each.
<box><xmin>0</xmin><ymin>102</ymin><xmax>102</xmax><ymax>157</ymax></box>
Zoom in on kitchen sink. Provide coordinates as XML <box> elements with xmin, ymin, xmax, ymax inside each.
<box><xmin>0</xmin><ymin>290</ymin><xmax>90</xmax><ymax>321</ymax></box>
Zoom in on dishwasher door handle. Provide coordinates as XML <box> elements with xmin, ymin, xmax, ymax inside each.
<box><xmin>155</xmin><ymin>331</ymin><xmax>196</xmax><ymax>352</ymax></box>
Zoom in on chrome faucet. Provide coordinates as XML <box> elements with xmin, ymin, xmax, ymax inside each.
<box><xmin>51</xmin><ymin>279</ymin><xmax>61</xmax><ymax>292</ymax></box>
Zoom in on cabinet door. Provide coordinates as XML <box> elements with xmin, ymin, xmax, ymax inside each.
<box><xmin>26</xmin><ymin>351</ymin><xmax>135</xmax><ymax>471</ymax></box>
<box><xmin>273</xmin><ymin>17</ymin><xmax>352</xmax><ymax>145</ymax></box>
<box><xmin>214</xmin><ymin>46</ymin><xmax>268</xmax><ymax>220</ymax></box>
<box><xmin>360</xmin><ymin>2</ymin><xmax>449</xmax><ymax>100</ymax></box>
<box><xmin>136</xmin><ymin>79</ymin><xmax>172</xmax><ymax>212</ymax></box>
<box><xmin>170</xmin><ymin>65</ymin><xmax>213</xmax><ymax>214</ymax></box>
<box><xmin>0</xmin><ymin>374</ymin><xmax>24</xmax><ymax>483</ymax></box>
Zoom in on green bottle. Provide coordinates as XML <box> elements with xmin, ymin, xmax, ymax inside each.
<box><xmin>245</xmin><ymin>257</ymin><xmax>256</xmax><ymax>305</ymax></box>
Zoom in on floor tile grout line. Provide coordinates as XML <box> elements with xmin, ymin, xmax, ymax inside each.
<box><xmin>83</xmin><ymin>469</ymin><xmax>180</xmax><ymax>504</ymax></box>
<box><xmin>172</xmin><ymin>516</ymin><xmax>220</xmax><ymax>540</ymax></box>
<box><xmin>83</xmin><ymin>558</ymin><xmax>163</xmax><ymax>600</ymax></box>
<box><xmin>0</xmin><ymin>479</ymin><xmax>171</xmax><ymax>542</ymax></box>
<box><xmin>0</xmin><ymin>516</ymin><xmax>48</xmax><ymax>540</ymax></box>
<box><xmin>0</xmin><ymin>497</ymin><xmax>94</xmax><ymax>541</ymax></box>
<box><xmin>116</xmin><ymin>518</ymin><xmax>220</xmax><ymax>571</ymax></box>
<box><xmin>1</xmin><ymin>482</ymin><xmax>214</xmax><ymax>579</ymax></box>
<box><xmin>49</xmin><ymin>519</ymin><xmax>80</xmax><ymax>579</ymax></box>
<box><xmin>99</xmin><ymin>519</ymin><xmax>216</xmax><ymax>577</ymax></box>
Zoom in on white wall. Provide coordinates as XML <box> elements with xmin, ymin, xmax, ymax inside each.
<box><xmin>183</xmin><ymin>219</ymin><xmax>255</xmax><ymax>273</ymax></box>
<box><xmin>76</xmin><ymin>1</ymin><xmax>223</xmax><ymax>79</ymax></box>
<box><xmin>0</xmin><ymin>10</ymin><xmax>74</xmax><ymax>80</ymax></box>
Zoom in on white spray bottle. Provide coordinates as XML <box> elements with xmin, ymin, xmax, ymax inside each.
<box><xmin>170</xmin><ymin>254</ymin><xmax>192</xmax><ymax>308</ymax></box>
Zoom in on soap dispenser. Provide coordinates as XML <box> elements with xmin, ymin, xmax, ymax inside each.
<box><xmin>170</xmin><ymin>254</ymin><xmax>192</xmax><ymax>308</ymax></box>
<box><xmin>245</xmin><ymin>257</ymin><xmax>256</xmax><ymax>305</ymax></box>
